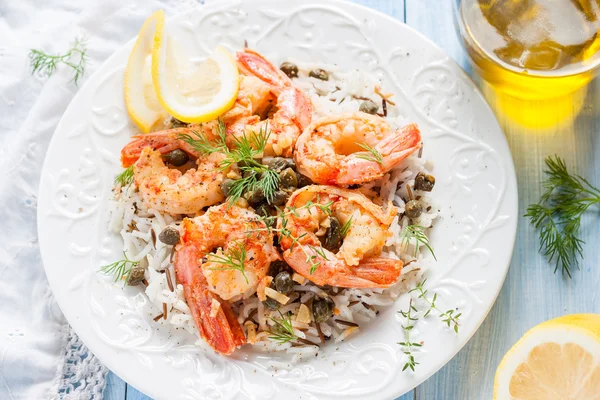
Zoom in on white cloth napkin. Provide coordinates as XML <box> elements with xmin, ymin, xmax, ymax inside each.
<box><xmin>0</xmin><ymin>0</ymin><xmax>206</xmax><ymax>398</ymax></box>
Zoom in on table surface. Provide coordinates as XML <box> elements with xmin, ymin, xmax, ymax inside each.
<box><xmin>105</xmin><ymin>1</ymin><xmax>600</xmax><ymax>399</ymax></box>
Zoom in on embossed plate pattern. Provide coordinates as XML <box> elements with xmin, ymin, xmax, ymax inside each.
<box><xmin>38</xmin><ymin>0</ymin><xmax>518</xmax><ymax>398</ymax></box>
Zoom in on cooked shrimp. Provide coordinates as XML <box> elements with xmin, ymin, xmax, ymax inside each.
<box><xmin>295</xmin><ymin>112</ymin><xmax>422</xmax><ymax>185</ymax></box>
<box><xmin>278</xmin><ymin>185</ymin><xmax>403</xmax><ymax>288</ymax></box>
<box><xmin>224</xmin><ymin>48</ymin><xmax>312</xmax><ymax>157</ymax></box>
<box><xmin>121</xmin><ymin>127</ymin><xmax>227</xmax><ymax>214</ymax></box>
<box><xmin>174</xmin><ymin>243</ymin><xmax>246</xmax><ymax>355</ymax></box>
<box><xmin>179</xmin><ymin>203</ymin><xmax>279</xmax><ymax>300</ymax></box>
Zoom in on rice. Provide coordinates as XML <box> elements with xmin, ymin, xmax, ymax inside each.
<box><xmin>108</xmin><ymin>60</ymin><xmax>439</xmax><ymax>365</ymax></box>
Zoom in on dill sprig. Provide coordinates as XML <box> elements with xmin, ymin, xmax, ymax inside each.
<box><xmin>340</xmin><ymin>215</ymin><xmax>353</xmax><ymax>238</ymax></box>
<box><xmin>100</xmin><ymin>252</ymin><xmax>138</xmax><ymax>283</ymax></box>
<box><xmin>179</xmin><ymin>120</ymin><xmax>280</xmax><ymax>204</ymax></box>
<box><xmin>29</xmin><ymin>37</ymin><xmax>88</xmax><ymax>86</ymax></box>
<box><xmin>268</xmin><ymin>311</ymin><xmax>299</xmax><ymax>344</ymax></box>
<box><xmin>398</xmin><ymin>299</ymin><xmax>421</xmax><ymax>372</ymax></box>
<box><xmin>399</xmin><ymin>225</ymin><xmax>436</xmax><ymax>260</ymax></box>
<box><xmin>206</xmin><ymin>241</ymin><xmax>249</xmax><ymax>284</ymax></box>
<box><xmin>114</xmin><ymin>166</ymin><xmax>134</xmax><ymax>187</ymax></box>
<box><xmin>356</xmin><ymin>142</ymin><xmax>384</xmax><ymax>165</ymax></box>
<box><xmin>525</xmin><ymin>156</ymin><xmax>600</xmax><ymax>278</ymax></box>
<box><xmin>410</xmin><ymin>279</ymin><xmax>461</xmax><ymax>333</ymax></box>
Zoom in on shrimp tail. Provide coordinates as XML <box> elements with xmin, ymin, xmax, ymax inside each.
<box><xmin>345</xmin><ymin>257</ymin><xmax>403</xmax><ymax>287</ymax></box>
<box><xmin>236</xmin><ymin>48</ymin><xmax>289</xmax><ymax>88</ymax></box>
<box><xmin>175</xmin><ymin>244</ymin><xmax>246</xmax><ymax>355</ymax></box>
<box><xmin>376</xmin><ymin>123</ymin><xmax>422</xmax><ymax>170</ymax></box>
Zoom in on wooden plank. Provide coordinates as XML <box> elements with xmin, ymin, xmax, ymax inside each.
<box><xmin>127</xmin><ymin>383</ymin><xmax>153</xmax><ymax>400</ymax></box>
<box><xmin>104</xmin><ymin>371</ymin><xmax>127</xmax><ymax>400</ymax></box>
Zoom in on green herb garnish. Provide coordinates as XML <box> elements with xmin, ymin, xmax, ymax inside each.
<box><xmin>399</xmin><ymin>225</ymin><xmax>436</xmax><ymax>260</ymax></box>
<box><xmin>114</xmin><ymin>166</ymin><xmax>134</xmax><ymax>187</ymax></box>
<box><xmin>206</xmin><ymin>241</ymin><xmax>249</xmax><ymax>284</ymax></box>
<box><xmin>29</xmin><ymin>37</ymin><xmax>87</xmax><ymax>86</ymax></box>
<box><xmin>179</xmin><ymin>120</ymin><xmax>280</xmax><ymax>204</ymax></box>
<box><xmin>398</xmin><ymin>299</ymin><xmax>421</xmax><ymax>372</ymax></box>
<box><xmin>356</xmin><ymin>142</ymin><xmax>384</xmax><ymax>165</ymax></box>
<box><xmin>268</xmin><ymin>311</ymin><xmax>298</xmax><ymax>344</ymax></box>
<box><xmin>340</xmin><ymin>215</ymin><xmax>353</xmax><ymax>238</ymax></box>
<box><xmin>526</xmin><ymin>156</ymin><xmax>600</xmax><ymax>278</ymax></box>
<box><xmin>409</xmin><ymin>279</ymin><xmax>461</xmax><ymax>333</ymax></box>
<box><xmin>100</xmin><ymin>252</ymin><xmax>138</xmax><ymax>282</ymax></box>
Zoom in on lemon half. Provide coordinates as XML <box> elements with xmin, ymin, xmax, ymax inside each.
<box><xmin>494</xmin><ymin>314</ymin><xmax>600</xmax><ymax>399</ymax></box>
<box><xmin>124</xmin><ymin>10</ymin><xmax>169</xmax><ymax>133</ymax></box>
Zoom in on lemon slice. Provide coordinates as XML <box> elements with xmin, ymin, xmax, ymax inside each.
<box><xmin>494</xmin><ymin>314</ymin><xmax>600</xmax><ymax>399</ymax></box>
<box><xmin>124</xmin><ymin>10</ymin><xmax>169</xmax><ymax>133</ymax></box>
<box><xmin>152</xmin><ymin>39</ymin><xmax>239</xmax><ymax>123</ymax></box>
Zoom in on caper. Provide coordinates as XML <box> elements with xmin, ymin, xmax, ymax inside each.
<box><xmin>280</xmin><ymin>62</ymin><xmax>299</xmax><ymax>78</ymax></box>
<box><xmin>297</xmin><ymin>173</ymin><xmax>313</xmax><ymax>188</ymax></box>
<box><xmin>158</xmin><ymin>226</ymin><xmax>180</xmax><ymax>245</ymax></box>
<box><xmin>414</xmin><ymin>172</ymin><xmax>435</xmax><ymax>192</ymax></box>
<box><xmin>359</xmin><ymin>100</ymin><xmax>379</xmax><ymax>115</ymax></box>
<box><xmin>163</xmin><ymin>149</ymin><xmax>189</xmax><ymax>167</ymax></box>
<box><xmin>220</xmin><ymin>178</ymin><xmax>236</xmax><ymax>197</ymax></box>
<box><xmin>270</xmin><ymin>190</ymin><xmax>289</xmax><ymax>206</ymax></box>
<box><xmin>309</xmin><ymin>68</ymin><xmax>329</xmax><ymax>81</ymax></box>
<box><xmin>126</xmin><ymin>267</ymin><xmax>146</xmax><ymax>286</ymax></box>
<box><xmin>279</xmin><ymin>168</ymin><xmax>298</xmax><ymax>189</ymax></box>
<box><xmin>268</xmin><ymin>260</ymin><xmax>288</xmax><ymax>277</ymax></box>
<box><xmin>274</xmin><ymin>271</ymin><xmax>294</xmax><ymax>295</ymax></box>
<box><xmin>263</xmin><ymin>297</ymin><xmax>280</xmax><ymax>310</ymax></box>
<box><xmin>312</xmin><ymin>296</ymin><xmax>335</xmax><ymax>323</ymax></box>
<box><xmin>256</xmin><ymin>203</ymin><xmax>272</xmax><ymax>219</ymax></box>
<box><xmin>405</xmin><ymin>200</ymin><xmax>423</xmax><ymax>219</ymax></box>
<box><xmin>268</xmin><ymin>157</ymin><xmax>295</xmax><ymax>172</ymax></box>
<box><xmin>322</xmin><ymin>217</ymin><xmax>342</xmax><ymax>252</ymax></box>
<box><xmin>246</xmin><ymin>188</ymin><xmax>265</xmax><ymax>205</ymax></box>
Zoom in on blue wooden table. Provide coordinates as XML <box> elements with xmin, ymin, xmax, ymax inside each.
<box><xmin>105</xmin><ymin>1</ymin><xmax>600</xmax><ymax>399</ymax></box>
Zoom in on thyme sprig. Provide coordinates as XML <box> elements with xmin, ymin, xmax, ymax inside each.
<box><xmin>340</xmin><ymin>215</ymin><xmax>353</xmax><ymax>238</ymax></box>
<box><xmin>400</xmin><ymin>225</ymin><xmax>436</xmax><ymax>260</ymax></box>
<box><xmin>100</xmin><ymin>252</ymin><xmax>138</xmax><ymax>282</ymax></box>
<box><xmin>398</xmin><ymin>299</ymin><xmax>421</xmax><ymax>372</ymax></box>
<box><xmin>525</xmin><ymin>156</ymin><xmax>600</xmax><ymax>278</ymax></box>
<box><xmin>114</xmin><ymin>165</ymin><xmax>134</xmax><ymax>187</ymax></box>
<box><xmin>206</xmin><ymin>241</ymin><xmax>249</xmax><ymax>284</ymax></box>
<box><xmin>409</xmin><ymin>279</ymin><xmax>461</xmax><ymax>333</ymax></box>
<box><xmin>29</xmin><ymin>37</ymin><xmax>87</xmax><ymax>86</ymax></box>
<box><xmin>178</xmin><ymin>120</ymin><xmax>280</xmax><ymax>204</ymax></box>
<box><xmin>268</xmin><ymin>311</ymin><xmax>299</xmax><ymax>344</ymax></box>
<box><xmin>355</xmin><ymin>142</ymin><xmax>384</xmax><ymax>165</ymax></box>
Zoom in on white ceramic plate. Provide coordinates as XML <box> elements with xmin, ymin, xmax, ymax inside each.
<box><xmin>38</xmin><ymin>1</ymin><xmax>518</xmax><ymax>398</ymax></box>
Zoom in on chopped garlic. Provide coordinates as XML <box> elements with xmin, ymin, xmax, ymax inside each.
<box><xmin>257</xmin><ymin>276</ymin><xmax>273</xmax><ymax>301</ymax></box>
<box><xmin>292</xmin><ymin>273</ymin><xmax>306</xmax><ymax>284</ymax></box>
<box><xmin>209</xmin><ymin>298</ymin><xmax>221</xmax><ymax>318</ymax></box>
<box><xmin>296</xmin><ymin>304</ymin><xmax>311</xmax><ymax>324</ymax></box>
<box><xmin>265</xmin><ymin>287</ymin><xmax>290</xmax><ymax>305</ymax></box>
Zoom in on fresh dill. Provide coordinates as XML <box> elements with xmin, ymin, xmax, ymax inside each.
<box><xmin>100</xmin><ymin>252</ymin><xmax>138</xmax><ymax>283</ymax></box>
<box><xmin>114</xmin><ymin>166</ymin><xmax>134</xmax><ymax>187</ymax></box>
<box><xmin>268</xmin><ymin>311</ymin><xmax>298</xmax><ymax>344</ymax></box>
<box><xmin>398</xmin><ymin>299</ymin><xmax>421</xmax><ymax>372</ymax></box>
<box><xmin>525</xmin><ymin>156</ymin><xmax>600</xmax><ymax>278</ymax></box>
<box><xmin>29</xmin><ymin>37</ymin><xmax>88</xmax><ymax>86</ymax></box>
<box><xmin>206</xmin><ymin>241</ymin><xmax>249</xmax><ymax>284</ymax></box>
<box><xmin>409</xmin><ymin>279</ymin><xmax>461</xmax><ymax>333</ymax></box>
<box><xmin>355</xmin><ymin>142</ymin><xmax>384</xmax><ymax>165</ymax></box>
<box><xmin>179</xmin><ymin>120</ymin><xmax>280</xmax><ymax>203</ymax></box>
<box><xmin>400</xmin><ymin>225</ymin><xmax>436</xmax><ymax>260</ymax></box>
<box><xmin>340</xmin><ymin>215</ymin><xmax>353</xmax><ymax>238</ymax></box>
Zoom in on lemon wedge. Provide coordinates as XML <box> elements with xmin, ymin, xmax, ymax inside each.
<box><xmin>152</xmin><ymin>38</ymin><xmax>239</xmax><ymax>123</ymax></box>
<box><xmin>124</xmin><ymin>10</ymin><xmax>169</xmax><ymax>133</ymax></box>
<box><xmin>493</xmin><ymin>314</ymin><xmax>600</xmax><ymax>399</ymax></box>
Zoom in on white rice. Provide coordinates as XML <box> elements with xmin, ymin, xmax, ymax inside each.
<box><xmin>107</xmin><ymin>61</ymin><xmax>439</xmax><ymax>363</ymax></box>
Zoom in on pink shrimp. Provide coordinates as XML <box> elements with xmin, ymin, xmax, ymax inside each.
<box><xmin>294</xmin><ymin>112</ymin><xmax>422</xmax><ymax>185</ymax></box>
<box><xmin>278</xmin><ymin>185</ymin><xmax>403</xmax><ymax>288</ymax></box>
<box><xmin>224</xmin><ymin>48</ymin><xmax>313</xmax><ymax>157</ymax></box>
